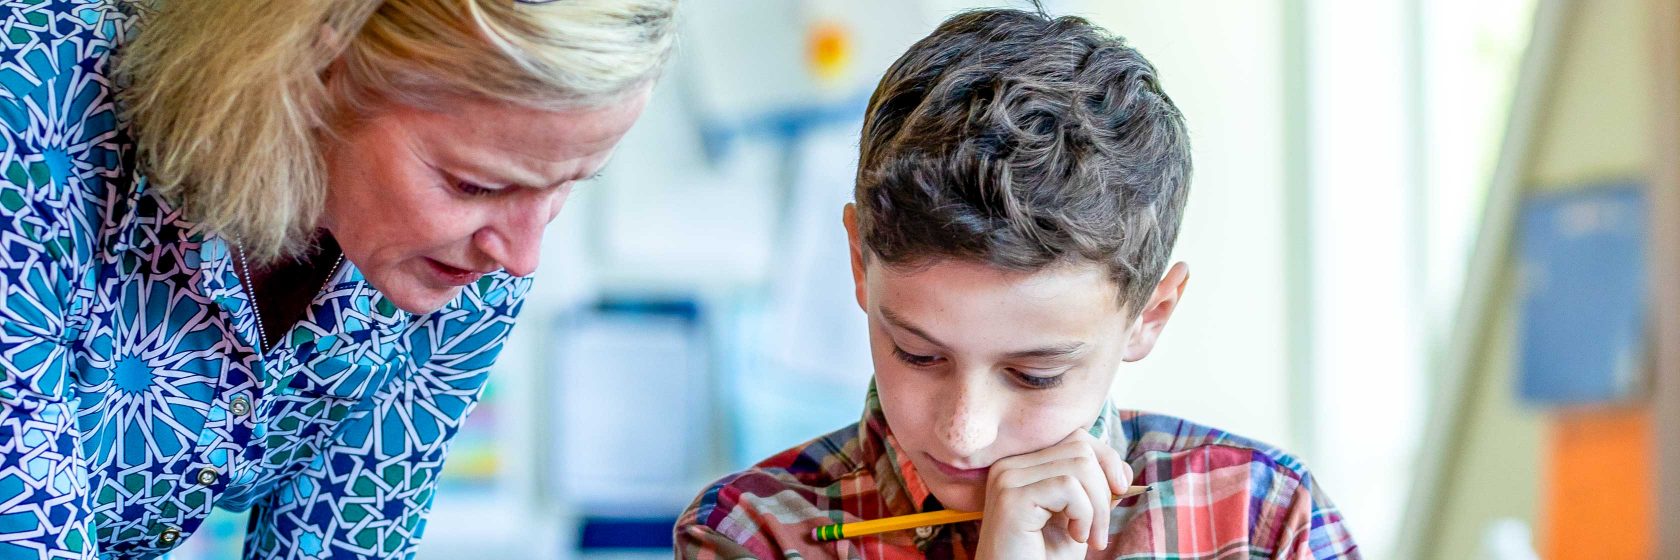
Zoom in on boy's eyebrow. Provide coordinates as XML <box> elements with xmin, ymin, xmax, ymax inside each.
<box><xmin>1002</xmin><ymin>342</ymin><xmax>1088</xmax><ymax>360</ymax></box>
<box><xmin>879</xmin><ymin>306</ymin><xmax>1088</xmax><ymax>359</ymax></box>
<box><xmin>879</xmin><ymin>306</ymin><xmax>948</xmax><ymax>348</ymax></box>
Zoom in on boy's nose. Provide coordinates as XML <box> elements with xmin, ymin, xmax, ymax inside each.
<box><xmin>937</xmin><ymin>379</ymin><xmax>998</xmax><ymax>458</ymax></box>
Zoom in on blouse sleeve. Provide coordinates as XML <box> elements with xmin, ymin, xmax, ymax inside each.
<box><xmin>0</xmin><ymin>2</ymin><xmax>139</xmax><ymax>558</ymax></box>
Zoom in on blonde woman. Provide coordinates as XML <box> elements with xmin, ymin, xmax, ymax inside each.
<box><xmin>0</xmin><ymin>0</ymin><xmax>674</xmax><ymax>557</ymax></box>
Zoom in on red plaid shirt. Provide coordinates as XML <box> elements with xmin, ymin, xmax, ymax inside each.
<box><xmin>677</xmin><ymin>384</ymin><xmax>1360</xmax><ymax>559</ymax></box>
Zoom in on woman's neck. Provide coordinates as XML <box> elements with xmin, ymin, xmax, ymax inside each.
<box><xmin>245</xmin><ymin>234</ymin><xmax>344</xmax><ymax>349</ymax></box>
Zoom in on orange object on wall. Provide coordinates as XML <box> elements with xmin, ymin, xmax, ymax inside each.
<box><xmin>1542</xmin><ymin>405</ymin><xmax>1652</xmax><ymax>559</ymax></box>
<box><xmin>806</xmin><ymin>20</ymin><xmax>851</xmax><ymax>83</ymax></box>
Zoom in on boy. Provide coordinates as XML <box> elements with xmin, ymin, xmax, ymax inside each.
<box><xmin>677</xmin><ymin>8</ymin><xmax>1359</xmax><ymax>559</ymax></box>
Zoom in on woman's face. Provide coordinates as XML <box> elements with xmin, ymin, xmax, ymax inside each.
<box><xmin>319</xmin><ymin>88</ymin><xmax>650</xmax><ymax>313</ymax></box>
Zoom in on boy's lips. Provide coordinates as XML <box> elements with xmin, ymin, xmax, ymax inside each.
<box><xmin>927</xmin><ymin>455</ymin><xmax>990</xmax><ymax>482</ymax></box>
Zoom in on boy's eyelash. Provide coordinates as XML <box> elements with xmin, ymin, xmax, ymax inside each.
<box><xmin>891</xmin><ymin>346</ymin><xmax>943</xmax><ymax>367</ymax></box>
<box><xmin>891</xmin><ymin>346</ymin><xmax>1065</xmax><ymax>389</ymax></box>
<box><xmin>1011</xmin><ymin>370</ymin><xmax>1065</xmax><ymax>389</ymax></box>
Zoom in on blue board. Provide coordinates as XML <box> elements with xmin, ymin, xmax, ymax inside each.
<box><xmin>1516</xmin><ymin>181</ymin><xmax>1647</xmax><ymax>406</ymax></box>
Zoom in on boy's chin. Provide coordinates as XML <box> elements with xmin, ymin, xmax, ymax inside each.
<box><xmin>927</xmin><ymin>481</ymin><xmax>986</xmax><ymax>512</ymax></box>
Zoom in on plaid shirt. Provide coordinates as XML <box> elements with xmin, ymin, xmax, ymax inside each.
<box><xmin>677</xmin><ymin>384</ymin><xmax>1360</xmax><ymax>559</ymax></box>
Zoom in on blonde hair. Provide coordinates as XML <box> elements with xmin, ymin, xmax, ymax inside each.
<box><xmin>120</xmin><ymin>0</ymin><xmax>677</xmax><ymax>262</ymax></box>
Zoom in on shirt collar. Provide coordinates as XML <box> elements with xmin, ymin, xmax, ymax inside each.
<box><xmin>857</xmin><ymin>381</ymin><xmax>925</xmax><ymax>517</ymax></box>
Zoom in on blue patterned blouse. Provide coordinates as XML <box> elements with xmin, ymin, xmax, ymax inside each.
<box><xmin>0</xmin><ymin>2</ymin><xmax>531</xmax><ymax>558</ymax></box>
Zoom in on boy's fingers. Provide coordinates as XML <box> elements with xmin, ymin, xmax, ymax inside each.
<box><xmin>994</xmin><ymin>464</ymin><xmax>1098</xmax><ymax>538</ymax></box>
<box><xmin>1014</xmin><ymin>454</ymin><xmax>1112</xmax><ymax>549</ymax></box>
<box><xmin>1078</xmin><ymin>451</ymin><xmax>1112</xmax><ymax>549</ymax></box>
<box><xmin>1067</xmin><ymin>515</ymin><xmax>1083</xmax><ymax>547</ymax></box>
<box><xmin>1089</xmin><ymin>438</ymin><xmax>1130</xmax><ymax>496</ymax></box>
<box><xmin>986</xmin><ymin>427</ymin><xmax>1129</xmax><ymax>551</ymax></box>
<box><xmin>1043</xmin><ymin>475</ymin><xmax>1093</xmax><ymax>545</ymax></box>
<box><xmin>1076</xmin><ymin>431</ymin><xmax>1126</xmax><ymax>549</ymax></box>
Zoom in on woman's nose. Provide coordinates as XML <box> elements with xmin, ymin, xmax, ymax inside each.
<box><xmin>474</xmin><ymin>201</ymin><xmax>552</xmax><ymax>277</ymax></box>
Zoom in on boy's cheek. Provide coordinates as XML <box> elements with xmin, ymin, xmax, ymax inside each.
<box><xmin>995</xmin><ymin>393</ymin><xmax>1109</xmax><ymax>454</ymax></box>
<box><xmin>875</xmin><ymin>369</ymin><xmax>959</xmax><ymax>458</ymax></box>
<box><xmin>874</xmin><ymin>368</ymin><xmax>929</xmax><ymax>428</ymax></box>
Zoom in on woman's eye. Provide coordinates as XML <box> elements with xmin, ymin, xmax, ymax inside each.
<box><xmin>1010</xmin><ymin>369</ymin><xmax>1065</xmax><ymax>389</ymax></box>
<box><xmin>891</xmin><ymin>346</ymin><xmax>944</xmax><ymax>368</ymax></box>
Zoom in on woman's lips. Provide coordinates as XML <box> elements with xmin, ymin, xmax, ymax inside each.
<box><xmin>928</xmin><ymin>455</ymin><xmax>991</xmax><ymax>482</ymax></box>
<box><xmin>425</xmin><ymin>258</ymin><xmax>486</xmax><ymax>286</ymax></box>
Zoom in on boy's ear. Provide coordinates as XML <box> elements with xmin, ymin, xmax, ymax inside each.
<box><xmin>843</xmin><ymin>204</ymin><xmax>868</xmax><ymax>311</ymax></box>
<box><xmin>1122</xmin><ymin>262</ymin><xmax>1190</xmax><ymax>362</ymax></box>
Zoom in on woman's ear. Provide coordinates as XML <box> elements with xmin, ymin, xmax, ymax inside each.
<box><xmin>1122</xmin><ymin>262</ymin><xmax>1190</xmax><ymax>362</ymax></box>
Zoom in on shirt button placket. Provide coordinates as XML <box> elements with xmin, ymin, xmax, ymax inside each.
<box><xmin>157</xmin><ymin>526</ymin><xmax>181</xmax><ymax>547</ymax></box>
<box><xmin>196</xmin><ymin>466</ymin><xmax>219</xmax><ymax>486</ymax></box>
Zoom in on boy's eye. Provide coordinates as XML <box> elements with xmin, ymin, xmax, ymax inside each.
<box><xmin>1010</xmin><ymin>369</ymin><xmax>1065</xmax><ymax>389</ymax></box>
<box><xmin>891</xmin><ymin>346</ymin><xmax>944</xmax><ymax>368</ymax></box>
<box><xmin>454</xmin><ymin>180</ymin><xmax>497</xmax><ymax>197</ymax></box>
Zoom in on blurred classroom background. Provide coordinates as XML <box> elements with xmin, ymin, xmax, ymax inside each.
<box><xmin>170</xmin><ymin>0</ymin><xmax>1680</xmax><ymax>558</ymax></box>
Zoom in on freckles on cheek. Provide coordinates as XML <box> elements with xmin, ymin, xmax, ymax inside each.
<box><xmin>1005</xmin><ymin>404</ymin><xmax>1089</xmax><ymax>448</ymax></box>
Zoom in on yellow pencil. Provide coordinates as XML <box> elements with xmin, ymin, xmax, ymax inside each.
<box><xmin>810</xmin><ymin>485</ymin><xmax>1151</xmax><ymax>542</ymax></box>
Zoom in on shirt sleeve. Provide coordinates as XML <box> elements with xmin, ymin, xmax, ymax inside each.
<box><xmin>675</xmin><ymin>473</ymin><xmax>833</xmax><ymax>560</ymax></box>
<box><xmin>1270</xmin><ymin>469</ymin><xmax>1362</xmax><ymax>560</ymax></box>
<box><xmin>676</xmin><ymin>522</ymin><xmax>767</xmax><ymax>560</ymax></box>
<box><xmin>238</xmin><ymin>274</ymin><xmax>531</xmax><ymax>559</ymax></box>
<box><xmin>0</xmin><ymin>3</ymin><xmax>135</xmax><ymax>558</ymax></box>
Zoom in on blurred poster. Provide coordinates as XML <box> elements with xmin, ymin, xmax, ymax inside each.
<box><xmin>550</xmin><ymin>299</ymin><xmax>711</xmax><ymax>511</ymax></box>
<box><xmin>1516</xmin><ymin>181</ymin><xmax>1646</xmax><ymax>406</ymax></box>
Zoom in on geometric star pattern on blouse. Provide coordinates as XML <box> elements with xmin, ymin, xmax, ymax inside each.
<box><xmin>0</xmin><ymin>2</ymin><xmax>531</xmax><ymax>558</ymax></box>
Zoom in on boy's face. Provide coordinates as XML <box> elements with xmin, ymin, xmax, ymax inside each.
<box><xmin>844</xmin><ymin>205</ymin><xmax>1188</xmax><ymax>512</ymax></box>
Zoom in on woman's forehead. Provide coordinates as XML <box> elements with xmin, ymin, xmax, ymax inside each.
<box><xmin>400</xmin><ymin>92</ymin><xmax>649</xmax><ymax>182</ymax></box>
<box><xmin>411</xmin><ymin>95</ymin><xmax>642</xmax><ymax>150</ymax></box>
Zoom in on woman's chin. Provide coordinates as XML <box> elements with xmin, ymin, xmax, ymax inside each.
<box><xmin>365</xmin><ymin>273</ymin><xmax>462</xmax><ymax>315</ymax></box>
<box><xmin>395</xmin><ymin>288</ymin><xmax>462</xmax><ymax>314</ymax></box>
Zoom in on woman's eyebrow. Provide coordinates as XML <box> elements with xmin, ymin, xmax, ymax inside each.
<box><xmin>454</xmin><ymin>156</ymin><xmax>599</xmax><ymax>190</ymax></box>
<box><xmin>515</xmin><ymin>169</ymin><xmax>598</xmax><ymax>190</ymax></box>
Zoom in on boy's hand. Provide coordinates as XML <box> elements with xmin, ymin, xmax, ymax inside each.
<box><xmin>974</xmin><ymin>431</ymin><xmax>1133</xmax><ymax>560</ymax></box>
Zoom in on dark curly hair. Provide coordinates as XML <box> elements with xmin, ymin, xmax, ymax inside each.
<box><xmin>854</xmin><ymin>7</ymin><xmax>1192</xmax><ymax>315</ymax></box>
